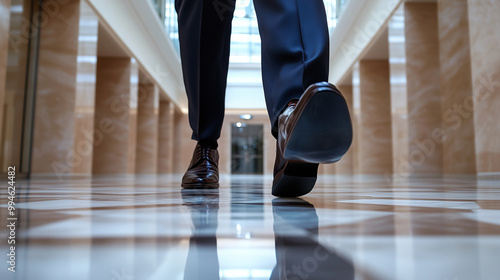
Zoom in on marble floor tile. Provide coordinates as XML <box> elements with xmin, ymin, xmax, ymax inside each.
<box><xmin>1</xmin><ymin>174</ymin><xmax>499</xmax><ymax>280</ymax></box>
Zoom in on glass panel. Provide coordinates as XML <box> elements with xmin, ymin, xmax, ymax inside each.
<box><xmin>151</xmin><ymin>0</ymin><xmax>165</xmax><ymax>19</ymax></box>
<box><xmin>231</xmin><ymin>123</ymin><xmax>263</xmax><ymax>174</ymax></box>
<box><xmin>159</xmin><ymin>0</ymin><xmax>340</xmax><ymax>62</ymax></box>
<box><xmin>336</xmin><ymin>0</ymin><xmax>350</xmax><ymax>19</ymax></box>
<box><xmin>230</xmin><ymin>0</ymin><xmax>259</xmax><ymax>63</ymax></box>
<box><xmin>163</xmin><ymin>0</ymin><xmax>179</xmax><ymax>53</ymax></box>
<box><xmin>0</xmin><ymin>0</ymin><xmax>39</xmax><ymax>175</ymax></box>
<box><xmin>229</xmin><ymin>0</ymin><xmax>339</xmax><ymax>63</ymax></box>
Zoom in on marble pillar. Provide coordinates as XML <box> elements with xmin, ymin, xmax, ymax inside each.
<box><xmin>0</xmin><ymin>0</ymin><xmax>11</xmax><ymax>157</ymax></box>
<box><xmin>92</xmin><ymin>57</ymin><xmax>138</xmax><ymax>174</ymax></box>
<box><xmin>32</xmin><ymin>0</ymin><xmax>98</xmax><ymax>177</ymax></box>
<box><xmin>352</xmin><ymin>63</ymin><xmax>362</xmax><ymax>174</ymax></box>
<box><xmin>135</xmin><ymin>83</ymin><xmax>159</xmax><ymax>174</ymax></box>
<box><xmin>263</xmin><ymin>118</ymin><xmax>275</xmax><ymax>175</ymax></box>
<box><xmin>389</xmin><ymin>3</ymin><xmax>443</xmax><ymax>177</ymax></box>
<box><xmin>405</xmin><ymin>3</ymin><xmax>443</xmax><ymax>175</ymax></box>
<box><xmin>438</xmin><ymin>0</ymin><xmax>477</xmax><ymax>174</ymax></box>
<box><xmin>334</xmin><ymin>84</ymin><xmax>354</xmax><ymax>174</ymax></box>
<box><xmin>157</xmin><ymin>100</ymin><xmax>174</xmax><ymax>174</ymax></box>
<box><xmin>127</xmin><ymin>59</ymin><xmax>139</xmax><ymax>173</ymax></box>
<box><xmin>218</xmin><ymin>114</ymin><xmax>231</xmax><ymax>174</ymax></box>
<box><xmin>388</xmin><ymin>5</ymin><xmax>410</xmax><ymax>177</ymax></box>
<box><xmin>358</xmin><ymin>60</ymin><xmax>393</xmax><ymax>174</ymax></box>
<box><xmin>73</xmin><ymin>1</ymin><xmax>99</xmax><ymax>174</ymax></box>
<box><xmin>174</xmin><ymin>112</ymin><xmax>195</xmax><ymax>174</ymax></box>
<box><xmin>319</xmin><ymin>163</ymin><xmax>336</xmax><ymax>175</ymax></box>
<box><xmin>467</xmin><ymin>0</ymin><xmax>500</xmax><ymax>173</ymax></box>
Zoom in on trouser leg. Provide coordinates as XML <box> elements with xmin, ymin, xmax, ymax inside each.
<box><xmin>175</xmin><ymin>0</ymin><xmax>235</xmax><ymax>147</ymax></box>
<box><xmin>253</xmin><ymin>0</ymin><xmax>330</xmax><ymax>137</ymax></box>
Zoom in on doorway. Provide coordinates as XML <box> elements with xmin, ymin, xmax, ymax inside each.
<box><xmin>231</xmin><ymin>123</ymin><xmax>263</xmax><ymax>174</ymax></box>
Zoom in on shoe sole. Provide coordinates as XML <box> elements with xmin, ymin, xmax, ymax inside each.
<box><xmin>273</xmin><ymin>85</ymin><xmax>352</xmax><ymax>197</ymax></box>
<box><xmin>284</xmin><ymin>86</ymin><xmax>353</xmax><ymax>163</ymax></box>
<box><xmin>181</xmin><ymin>183</ymin><xmax>219</xmax><ymax>189</ymax></box>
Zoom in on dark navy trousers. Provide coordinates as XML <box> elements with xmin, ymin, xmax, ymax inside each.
<box><xmin>175</xmin><ymin>0</ymin><xmax>330</xmax><ymax>147</ymax></box>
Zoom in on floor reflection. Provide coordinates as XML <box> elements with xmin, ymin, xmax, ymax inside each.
<box><xmin>182</xmin><ymin>189</ymin><xmax>220</xmax><ymax>279</ymax></box>
<box><xmin>1</xmin><ymin>175</ymin><xmax>500</xmax><ymax>280</ymax></box>
<box><xmin>271</xmin><ymin>199</ymin><xmax>354</xmax><ymax>280</ymax></box>
<box><xmin>181</xmin><ymin>187</ymin><xmax>354</xmax><ymax>280</ymax></box>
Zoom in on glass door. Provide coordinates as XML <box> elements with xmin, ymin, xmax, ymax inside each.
<box><xmin>231</xmin><ymin>123</ymin><xmax>263</xmax><ymax>174</ymax></box>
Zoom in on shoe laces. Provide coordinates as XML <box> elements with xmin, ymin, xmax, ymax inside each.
<box><xmin>198</xmin><ymin>145</ymin><xmax>213</xmax><ymax>161</ymax></box>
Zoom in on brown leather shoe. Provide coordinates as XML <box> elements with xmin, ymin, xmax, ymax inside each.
<box><xmin>182</xmin><ymin>144</ymin><xmax>220</xmax><ymax>189</ymax></box>
<box><xmin>272</xmin><ymin>82</ymin><xmax>353</xmax><ymax>197</ymax></box>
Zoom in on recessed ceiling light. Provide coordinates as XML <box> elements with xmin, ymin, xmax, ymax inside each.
<box><xmin>240</xmin><ymin>114</ymin><xmax>253</xmax><ymax>120</ymax></box>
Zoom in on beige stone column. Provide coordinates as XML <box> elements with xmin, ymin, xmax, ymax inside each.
<box><xmin>335</xmin><ymin>84</ymin><xmax>354</xmax><ymax>174</ymax></box>
<box><xmin>218</xmin><ymin>116</ymin><xmax>231</xmax><ymax>174</ymax></box>
<box><xmin>358</xmin><ymin>60</ymin><xmax>393</xmax><ymax>174</ymax></box>
<box><xmin>319</xmin><ymin>164</ymin><xmax>336</xmax><ymax>175</ymax></box>
<box><xmin>72</xmin><ymin>1</ymin><xmax>100</xmax><ymax>174</ymax></box>
<box><xmin>0</xmin><ymin>0</ymin><xmax>11</xmax><ymax>150</ymax></box>
<box><xmin>158</xmin><ymin>100</ymin><xmax>174</xmax><ymax>174</ymax></box>
<box><xmin>389</xmin><ymin>3</ymin><xmax>443</xmax><ymax>177</ymax></box>
<box><xmin>135</xmin><ymin>83</ymin><xmax>159</xmax><ymax>174</ymax></box>
<box><xmin>388</xmin><ymin>5</ymin><xmax>410</xmax><ymax>177</ymax></box>
<box><xmin>438</xmin><ymin>0</ymin><xmax>477</xmax><ymax>174</ymax></box>
<box><xmin>263</xmin><ymin>120</ymin><xmax>275</xmax><ymax>175</ymax></box>
<box><xmin>31</xmin><ymin>0</ymin><xmax>98</xmax><ymax>177</ymax></box>
<box><xmin>467</xmin><ymin>0</ymin><xmax>500</xmax><ymax>173</ymax></box>
<box><xmin>405</xmin><ymin>3</ymin><xmax>443</xmax><ymax>175</ymax></box>
<box><xmin>352</xmin><ymin>63</ymin><xmax>362</xmax><ymax>174</ymax></box>
<box><xmin>127</xmin><ymin>59</ymin><xmax>139</xmax><ymax>173</ymax></box>
<box><xmin>92</xmin><ymin>57</ymin><xmax>138</xmax><ymax>174</ymax></box>
<box><xmin>174</xmin><ymin>111</ymin><xmax>195</xmax><ymax>174</ymax></box>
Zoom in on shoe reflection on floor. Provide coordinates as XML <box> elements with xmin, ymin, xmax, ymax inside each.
<box><xmin>181</xmin><ymin>189</ymin><xmax>221</xmax><ymax>279</ymax></box>
<box><xmin>181</xmin><ymin>189</ymin><xmax>354</xmax><ymax>280</ymax></box>
<box><xmin>271</xmin><ymin>199</ymin><xmax>354</xmax><ymax>280</ymax></box>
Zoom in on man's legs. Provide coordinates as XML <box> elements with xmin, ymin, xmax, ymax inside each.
<box><xmin>178</xmin><ymin>0</ymin><xmax>352</xmax><ymax>193</ymax></box>
<box><xmin>175</xmin><ymin>0</ymin><xmax>235</xmax><ymax>147</ymax></box>
<box><xmin>254</xmin><ymin>0</ymin><xmax>352</xmax><ymax>196</ymax></box>
<box><xmin>176</xmin><ymin>0</ymin><xmax>235</xmax><ymax>188</ymax></box>
<box><xmin>253</xmin><ymin>0</ymin><xmax>330</xmax><ymax>136</ymax></box>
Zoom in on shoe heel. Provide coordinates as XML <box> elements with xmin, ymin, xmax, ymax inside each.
<box><xmin>272</xmin><ymin>162</ymin><xmax>318</xmax><ymax>197</ymax></box>
<box><xmin>284</xmin><ymin>88</ymin><xmax>353</xmax><ymax>163</ymax></box>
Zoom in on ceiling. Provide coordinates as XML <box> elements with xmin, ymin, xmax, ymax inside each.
<box><xmin>97</xmin><ymin>23</ymin><xmax>130</xmax><ymax>57</ymax></box>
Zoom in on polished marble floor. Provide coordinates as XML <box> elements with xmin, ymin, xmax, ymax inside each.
<box><xmin>1</xmin><ymin>174</ymin><xmax>500</xmax><ymax>280</ymax></box>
